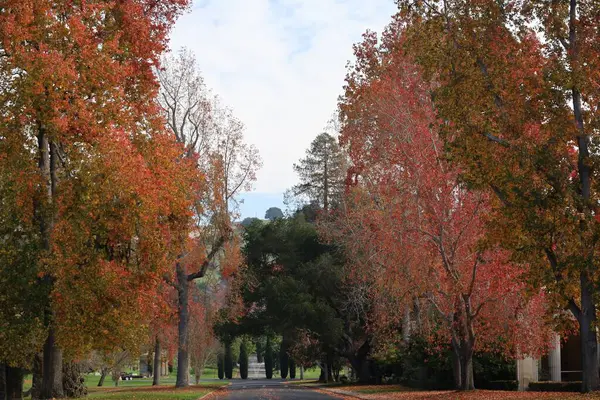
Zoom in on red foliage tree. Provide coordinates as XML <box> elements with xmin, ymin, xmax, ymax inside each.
<box><xmin>0</xmin><ymin>0</ymin><xmax>192</xmax><ymax>397</ymax></box>
<box><xmin>392</xmin><ymin>0</ymin><xmax>600</xmax><ymax>391</ymax></box>
<box><xmin>334</xmin><ymin>28</ymin><xmax>551</xmax><ymax>390</ymax></box>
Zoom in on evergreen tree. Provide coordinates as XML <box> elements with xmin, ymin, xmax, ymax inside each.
<box><xmin>265</xmin><ymin>337</ymin><xmax>273</xmax><ymax>379</ymax></box>
<box><xmin>265</xmin><ymin>207</ymin><xmax>284</xmax><ymax>220</ymax></box>
<box><xmin>217</xmin><ymin>352</ymin><xmax>224</xmax><ymax>380</ymax></box>
<box><xmin>288</xmin><ymin>132</ymin><xmax>346</xmax><ymax>211</ymax></box>
<box><xmin>256</xmin><ymin>339</ymin><xmax>264</xmax><ymax>363</ymax></box>
<box><xmin>239</xmin><ymin>342</ymin><xmax>249</xmax><ymax>380</ymax></box>
<box><xmin>279</xmin><ymin>343</ymin><xmax>289</xmax><ymax>379</ymax></box>
<box><xmin>224</xmin><ymin>344</ymin><xmax>233</xmax><ymax>379</ymax></box>
<box><xmin>289</xmin><ymin>359</ymin><xmax>296</xmax><ymax>379</ymax></box>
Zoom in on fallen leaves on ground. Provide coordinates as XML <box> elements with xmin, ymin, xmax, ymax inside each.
<box><xmin>322</xmin><ymin>385</ymin><xmax>600</xmax><ymax>400</ymax></box>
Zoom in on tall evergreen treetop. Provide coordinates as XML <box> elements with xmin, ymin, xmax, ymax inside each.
<box><xmin>289</xmin><ymin>132</ymin><xmax>346</xmax><ymax>212</ymax></box>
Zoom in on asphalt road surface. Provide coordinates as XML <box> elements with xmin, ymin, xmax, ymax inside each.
<box><xmin>208</xmin><ymin>379</ymin><xmax>341</xmax><ymax>400</ymax></box>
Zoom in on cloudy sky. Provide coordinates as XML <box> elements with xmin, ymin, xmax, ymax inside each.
<box><xmin>169</xmin><ymin>0</ymin><xmax>397</xmax><ymax>219</ymax></box>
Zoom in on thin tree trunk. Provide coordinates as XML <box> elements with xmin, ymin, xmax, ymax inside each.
<box><xmin>41</xmin><ymin>327</ymin><xmax>64</xmax><ymax>399</ymax></box>
<box><xmin>300</xmin><ymin>366</ymin><xmax>304</xmax><ymax>380</ymax></box>
<box><xmin>580</xmin><ymin>271</ymin><xmax>599</xmax><ymax>392</ymax></box>
<box><xmin>402</xmin><ymin>305</ymin><xmax>411</xmax><ymax>342</ymax></box>
<box><xmin>323</xmin><ymin>157</ymin><xmax>329</xmax><ymax>212</ymax></box>
<box><xmin>153</xmin><ymin>337</ymin><xmax>161</xmax><ymax>386</ymax></box>
<box><xmin>31</xmin><ymin>353</ymin><xmax>43</xmax><ymax>399</ymax></box>
<box><xmin>37</xmin><ymin>126</ymin><xmax>63</xmax><ymax>399</ymax></box>
<box><xmin>5</xmin><ymin>366</ymin><xmax>24</xmax><ymax>400</ymax></box>
<box><xmin>97</xmin><ymin>368</ymin><xmax>107</xmax><ymax>387</ymax></box>
<box><xmin>1</xmin><ymin>363</ymin><xmax>6</xmax><ymax>400</ymax></box>
<box><xmin>176</xmin><ymin>260</ymin><xmax>190</xmax><ymax>388</ymax></box>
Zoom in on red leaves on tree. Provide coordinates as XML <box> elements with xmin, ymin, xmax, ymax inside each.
<box><xmin>332</xmin><ymin>25</ymin><xmax>551</xmax><ymax>386</ymax></box>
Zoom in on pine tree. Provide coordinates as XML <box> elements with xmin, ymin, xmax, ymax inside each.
<box><xmin>264</xmin><ymin>338</ymin><xmax>273</xmax><ymax>379</ymax></box>
<box><xmin>289</xmin><ymin>359</ymin><xmax>296</xmax><ymax>380</ymax></box>
<box><xmin>239</xmin><ymin>342</ymin><xmax>248</xmax><ymax>380</ymax></box>
<box><xmin>217</xmin><ymin>352</ymin><xmax>224</xmax><ymax>380</ymax></box>
<box><xmin>279</xmin><ymin>344</ymin><xmax>289</xmax><ymax>379</ymax></box>
<box><xmin>224</xmin><ymin>344</ymin><xmax>233</xmax><ymax>379</ymax></box>
<box><xmin>289</xmin><ymin>133</ymin><xmax>346</xmax><ymax>211</ymax></box>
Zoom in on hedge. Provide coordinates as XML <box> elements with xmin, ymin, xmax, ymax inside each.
<box><xmin>528</xmin><ymin>381</ymin><xmax>582</xmax><ymax>392</ymax></box>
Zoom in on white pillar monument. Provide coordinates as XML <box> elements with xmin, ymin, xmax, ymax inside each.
<box><xmin>516</xmin><ymin>357</ymin><xmax>539</xmax><ymax>391</ymax></box>
<box><xmin>548</xmin><ymin>333</ymin><xmax>561</xmax><ymax>382</ymax></box>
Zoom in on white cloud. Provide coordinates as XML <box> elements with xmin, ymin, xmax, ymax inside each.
<box><xmin>168</xmin><ymin>0</ymin><xmax>396</xmax><ymax>193</ymax></box>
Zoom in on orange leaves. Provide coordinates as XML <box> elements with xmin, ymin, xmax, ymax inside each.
<box><xmin>0</xmin><ymin>0</ymin><xmax>195</xmax><ymax>359</ymax></box>
<box><xmin>333</xmin><ymin>23</ymin><xmax>550</xmax><ymax>358</ymax></box>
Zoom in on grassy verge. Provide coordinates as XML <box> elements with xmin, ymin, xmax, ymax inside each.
<box><xmin>23</xmin><ymin>373</ymin><xmax>228</xmax><ymax>400</ymax></box>
<box><xmin>87</xmin><ymin>384</ymin><xmax>225</xmax><ymax>400</ymax></box>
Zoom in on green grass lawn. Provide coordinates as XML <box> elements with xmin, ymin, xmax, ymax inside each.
<box><xmin>23</xmin><ymin>373</ymin><xmax>228</xmax><ymax>400</ymax></box>
<box><xmin>86</xmin><ymin>384</ymin><xmax>225</xmax><ymax>400</ymax></box>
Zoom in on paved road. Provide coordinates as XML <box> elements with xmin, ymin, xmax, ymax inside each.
<box><xmin>209</xmin><ymin>379</ymin><xmax>341</xmax><ymax>400</ymax></box>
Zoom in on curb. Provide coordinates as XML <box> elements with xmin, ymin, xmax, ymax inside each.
<box><xmin>317</xmin><ymin>387</ymin><xmax>370</xmax><ymax>400</ymax></box>
<box><xmin>197</xmin><ymin>383</ymin><xmax>230</xmax><ymax>400</ymax></box>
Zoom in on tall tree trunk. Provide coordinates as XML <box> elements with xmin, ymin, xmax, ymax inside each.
<box><xmin>402</xmin><ymin>305</ymin><xmax>411</xmax><ymax>342</ymax></box>
<box><xmin>37</xmin><ymin>126</ymin><xmax>63</xmax><ymax>399</ymax></box>
<box><xmin>459</xmin><ymin>342</ymin><xmax>474</xmax><ymax>391</ymax></box>
<box><xmin>580</xmin><ymin>271</ymin><xmax>599</xmax><ymax>392</ymax></box>
<box><xmin>451</xmin><ymin>340</ymin><xmax>462</xmax><ymax>390</ymax></box>
<box><xmin>1</xmin><ymin>363</ymin><xmax>6</xmax><ymax>400</ymax></box>
<box><xmin>97</xmin><ymin>368</ymin><xmax>107</xmax><ymax>387</ymax></box>
<box><xmin>569</xmin><ymin>0</ymin><xmax>600</xmax><ymax>389</ymax></box>
<box><xmin>31</xmin><ymin>353</ymin><xmax>43</xmax><ymax>398</ymax></box>
<box><xmin>326</xmin><ymin>353</ymin><xmax>334</xmax><ymax>382</ymax></box>
<box><xmin>176</xmin><ymin>260</ymin><xmax>190</xmax><ymax>388</ymax></box>
<box><xmin>323</xmin><ymin>157</ymin><xmax>329</xmax><ymax>212</ymax></box>
<box><xmin>62</xmin><ymin>361</ymin><xmax>86</xmax><ymax>398</ymax></box>
<box><xmin>41</xmin><ymin>327</ymin><xmax>64</xmax><ymax>399</ymax></box>
<box><xmin>5</xmin><ymin>366</ymin><xmax>24</xmax><ymax>400</ymax></box>
<box><xmin>153</xmin><ymin>337</ymin><xmax>161</xmax><ymax>386</ymax></box>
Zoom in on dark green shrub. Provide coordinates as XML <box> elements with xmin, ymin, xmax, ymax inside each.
<box><xmin>217</xmin><ymin>352</ymin><xmax>224</xmax><ymax>380</ymax></box>
<box><xmin>256</xmin><ymin>340</ymin><xmax>263</xmax><ymax>363</ymax></box>
<box><xmin>473</xmin><ymin>352</ymin><xmax>516</xmax><ymax>387</ymax></box>
<box><xmin>528</xmin><ymin>381</ymin><xmax>582</xmax><ymax>392</ymax></box>
<box><xmin>478</xmin><ymin>380</ymin><xmax>518</xmax><ymax>391</ymax></box>
<box><xmin>239</xmin><ymin>342</ymin><xmax>249</xmax><ymax>380</ymax></box>
<box><xmin>289</xmin><ymin>359</ymin><xmax>296</xmax><ymax>379</ymax></box>
<box><xmin>395</xmin><ymin>336</ymin><xmax>454</xmax><ymax>389</ymax></box>
<box><xmin>265</xmin><ymin>337</ymin><xmax>273</xmax><ymax>379</ymax></box>
<box><xmin>224</xmin><ymin>344</ymin><xmax>233</xmax><ymax>379</ymax></box>
<box><xmin>279</xmin><ymin>344</ymin><xmax>289</xmax><ymax>379</ymax></box>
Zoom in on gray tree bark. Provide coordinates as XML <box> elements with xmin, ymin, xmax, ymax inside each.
<box><xmin>175</xmin><ymin>260</ymin><xmax>190</xmax><ymax>388</ymax></box>
<box><xmin>153</xmin><ymin>337</ymin><xmax>161</xmax><ymax>386</ymax></box>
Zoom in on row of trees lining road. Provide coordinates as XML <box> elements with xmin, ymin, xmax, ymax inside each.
<box><xmin>382</xmin><ymin>0</ymin><xmax>600</xmax><ymax>391</ymax></box>
<box><xmin>214</xmin><ymin>1</ymin><xmax>600</xmax><ymax>393</ymax></box>
<box><xmin>0</xmin><ymin>1</ymin><xmax>260</xmax><ymax>398</ymax></box>
<box><xmin>332</xmin><ymin>32</ymin><xmax>551</xmax><ymax>390</ymax></box>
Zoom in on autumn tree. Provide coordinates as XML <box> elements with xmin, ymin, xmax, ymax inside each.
<box><xmin>335</xmin><ymin>26</ymin><xmax>551</xmax><ymax>390</ymax></box>
<box><xmin>157</xmin><ymin>49</ymin><xmax>260</xmax><ymax>387</ymax></box>
<box><xmin>0</xmin><ymin>1</ymin><xmax>195</xmax><ymax>398</ymax></box>
<box><xmin>189</xmin><ymin>277</ymin><xmax>220</xmax><ymax>384</ymax></box>
<box><xmin>391</xmin><ymin>0</ymin><xmax>600</xmax><ymax>391</ymax></box>
<box><xmin>147</xmin><ymin>282</ymin><xmax>178</xmax><ymax>386</ymax></box>
<box><xmin>287</xmin><ymin>132</ymin><xmax>346</xmax><ymax>212</ymax></box>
